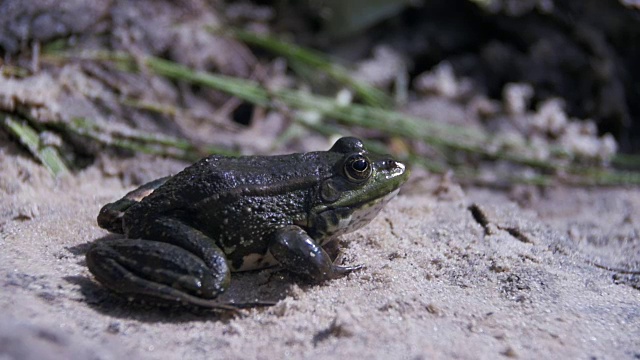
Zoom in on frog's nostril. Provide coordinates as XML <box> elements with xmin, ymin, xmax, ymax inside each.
<box><xmin>389</xmin><ymin>160</ymin><xmax>404</xmax><ymax>170</ymax></box>
<box><xmin>389</xmin><ymin>161</ymin><xmax>407</xmax><ymax>177</ymax></box>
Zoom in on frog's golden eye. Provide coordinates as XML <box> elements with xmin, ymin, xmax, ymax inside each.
<box><xmin>344</xmin><ymin>154</ymin><xmax>372</xmax><ymax>182</ymax></box>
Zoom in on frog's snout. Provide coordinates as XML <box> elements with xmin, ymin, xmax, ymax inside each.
<box><xmin>384</xmin><ymin>159</ymin><xmax>409</xmax><ymax>179</ymax></box>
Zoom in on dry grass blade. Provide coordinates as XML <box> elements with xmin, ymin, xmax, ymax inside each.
<box><xmin>39</xmin><ymin>50</ymin><xmax>640</xmax><ymax>185</ymax></box>
<box><xmin>220</xmin><ymin>28</ymin><xmax>393</xmax><ymax>109</ymax></box>
<box><xmin>2</xmin><ymin>116</ymin><xmax>69</xmax><ymax>177</ymax></box>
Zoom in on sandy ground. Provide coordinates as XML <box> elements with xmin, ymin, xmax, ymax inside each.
<box><xmin>1</xmin><ymin>146</ymin><xmax>639</xmax><ymax>360</ymax></box>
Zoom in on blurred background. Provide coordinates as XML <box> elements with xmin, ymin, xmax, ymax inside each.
<box><xmin>1</xmin><ymin>0</ymin><xmax>639</xmax><ymax>186</ymax></box>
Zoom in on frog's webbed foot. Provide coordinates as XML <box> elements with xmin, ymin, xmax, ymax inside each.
<box><xmin>86</xmin><ymin>217</ymin><xmax>233</xmax><ymax>310</ymax></box>
<box><xmin>269</xmin><ymin>225</ymin><xmax>363</xmax><ymax>281</ymax></box>
<box><xmin>331</xmin><ymin>251</ymin><xmax>365</xmax><ymax>275</ymax></box>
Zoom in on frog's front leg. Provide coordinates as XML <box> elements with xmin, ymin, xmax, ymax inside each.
<box><xmin>269</xmin><ymin>225</ymin><xmax>363</xmax><ymax>281</ymax></box>
<box><xmin>86</xmin><ymin>217</ymin><xmax>232</xmax><ymax>309</ymax></box>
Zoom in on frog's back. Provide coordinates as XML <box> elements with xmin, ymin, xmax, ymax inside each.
<box><xmin>148</xmin><ymin>152</ymin><xmax>333</xmax><ymax>202</ymax></box>
<box><xmin>97</xmin><ymin>176</ymin><xmax>172</xmax><ymax>233</ymax></box>
<box><xmin>121</xmin><ymin>152</ymin><xmax>337</xmax><ymax>232</ymax></box>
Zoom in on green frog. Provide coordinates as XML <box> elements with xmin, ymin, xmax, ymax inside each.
<box><xmin>87</xmin><ymin>137</ymin><xmax>409</xmax><ymax>310</ymax></box>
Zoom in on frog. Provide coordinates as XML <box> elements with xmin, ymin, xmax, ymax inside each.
<box><xmin>86</xmin><ymin>137</ymin><xmax>409</xmax><ymax>310</ymax></box>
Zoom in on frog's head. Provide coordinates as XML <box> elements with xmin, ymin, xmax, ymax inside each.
<box><xmin>307</xmin><ymin>137</ymin><xmax>410</xmax><ymax>242</ymax></box>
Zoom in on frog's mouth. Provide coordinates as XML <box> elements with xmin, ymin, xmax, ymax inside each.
<box><xmin>341</xmin><ymin>187</ymin><xmax>400</xmax><ymax>215</ymax></box>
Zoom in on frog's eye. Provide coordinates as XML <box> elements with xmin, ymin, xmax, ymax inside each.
<box><xmin>344</xmin><ymin>154</ymin><xmax>372</xmax><ymax>182</ymax></box>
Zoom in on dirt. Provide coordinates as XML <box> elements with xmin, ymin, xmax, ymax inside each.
<box><xmin>1</xmin><ymin>145</ymin><xmax>638</xmax><ymax>359</ymax></box>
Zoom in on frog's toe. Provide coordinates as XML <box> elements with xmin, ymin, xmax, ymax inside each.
<box><xmin>330</xmin><ymin>263</ymin><xmax>364</xmax><ymax>276</ymax></box>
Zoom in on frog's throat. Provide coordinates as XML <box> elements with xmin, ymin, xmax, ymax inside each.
<box><xmin>310</xmin><ymin>188</ymin><xmax>400</xmax><ymax>243</ymax></box>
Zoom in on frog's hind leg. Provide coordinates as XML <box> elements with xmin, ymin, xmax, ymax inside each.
<box><xmin>86</xmin><ymin>238</ymin><xmax>237</xmax><ymax>311</ymax></box>
<box><xmin>87</xmin><ymin>217</ymin><xmax>232</xmax><ymax>308</ymax></box>
<box><xmin>97</xmin><ymin>176</ymin><xmax>172</xmax><ymax>233</ymax></box>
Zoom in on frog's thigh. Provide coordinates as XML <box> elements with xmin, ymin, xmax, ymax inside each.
<box><xmin>131</xmin><ymin>217</ymin><xmax>231</xmax><ymax>291</ymax></box>
<box><xmin>87</xmin><ymin>239</ymin><xmax>227</xmax><ymax>302</ymax></box>
<box><xmin>269</xmin><ymin>225</ymin><xmax>360</xmax><ymax>281</ymax></box>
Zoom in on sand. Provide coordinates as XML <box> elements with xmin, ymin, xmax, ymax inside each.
<box><xmin>1</xmin><ymin>147</ymin><xmax>638</xmax><ymax>360</ymax></box>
